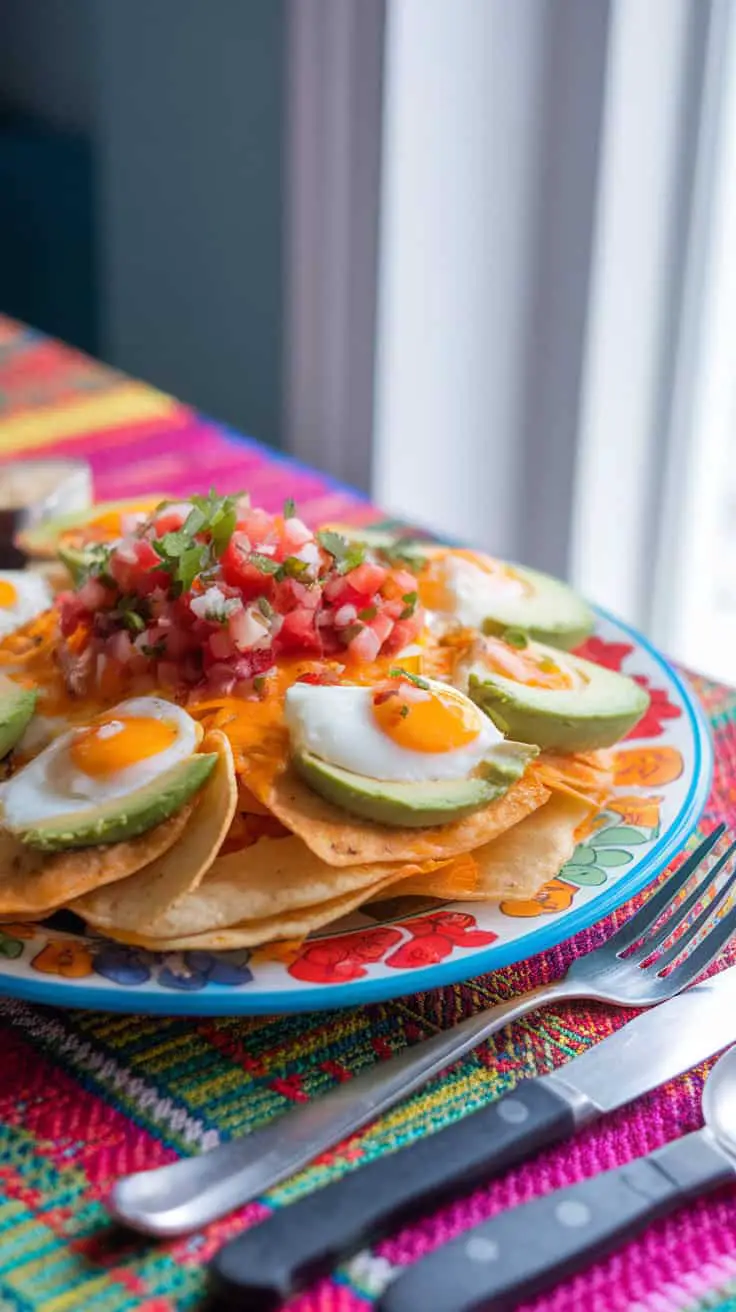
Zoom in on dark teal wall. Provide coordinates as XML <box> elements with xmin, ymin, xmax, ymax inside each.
<box><xmin>0</xmin><ymin>0</ymin><xmax>285</xmax><ymax>449</ymax></box>
<box><xmin>96</xmin><ymin>0</ymin><xmax>286</xmax><ymax>448</ymax></box>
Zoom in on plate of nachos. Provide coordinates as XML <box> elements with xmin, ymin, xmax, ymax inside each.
<box><xmin>0</xmin><ymin>493</ymin><xmax>710</xmax><ymax>1012</ymax></box>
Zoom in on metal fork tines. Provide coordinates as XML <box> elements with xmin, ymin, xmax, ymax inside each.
<box><xmin>569</xmin><ymin>821</ymin><xmax>736</xmax><ymax>1001</ymax></box>
<box><xmin>109</xmin><ymin>824</ymin><xmax>735</xmax><ymax>1236</ymax></box>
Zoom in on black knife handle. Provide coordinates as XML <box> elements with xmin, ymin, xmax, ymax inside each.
<box><xmin>379</xmin><ymin>1129</ymin><xmax>733</xmax><ymax>1312</ymax></box>
<box><xmin>210</xmin><ymin>1080</ymin><xmax>576</xmax><ymax>1310</ymax></box>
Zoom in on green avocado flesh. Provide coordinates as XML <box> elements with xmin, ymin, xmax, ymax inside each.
<box><xmin>464</xmin><ymin>641</ymin><xmax>650</xmax><ymax>753</ymax></box>
<box><xmin>0</xmin><ymin>679</ymin><xmax>37</xmax><ymax>759</ymax></box>
<box><xmin>57</xmin><ymin>543</ymin><xmax>92</xmax><ymax>583</ymax></box>
<box><xmin>12</xmin><ymin>752</ymin><xmax>217</xmax><ymax>852</ymax></box>
<box><xmin>292</xmin><ymin>747</ymin><xmax>535</xmax><ymax>828</ymax></box>
<box><xmin>479</xmin><ymin>565</ymin><xmax>594</xmax><ymax>651</ymax></box>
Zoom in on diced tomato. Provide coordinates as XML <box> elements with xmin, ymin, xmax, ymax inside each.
<box><xmin>231</xmin><ymin>648</ymin><xmax>274</xmax><ymax>681</ymax></box>
<box><xmin>238</xmin><ymin>509</ymin><xmax>278</xmax><ymax>549</ymax></box>
<box><xmin>276</xmin><ymin>608</ymin><xmax>322</xmax><ymax>655</ymax></box>
<box><xmin>342</xmin><ymin>561</ymin><xmax>387</xmax><ymax>596</ymax></box>
<box><xmin>152</xmin><ymin>511</ymin><xmax>186</xmax><ymax>536</ymax></box>
<box><xmin>322</xmin><ymin>579</ymin><xmax>369</xmax><ymax>610</ymax></box>
<box><xmin>296</xmin><ymin>669</ymin><xmax>340</xmax><ymax>686</ymax></box>
<box><xmin>221</xmin><ymin>535</ymin><xmax>277</xmax><ymax>601</ymax></box>
<box><xmin>383</xmin><ymin>618</ymin><xmax>420</xmax><ymax>654</ymax></box>
<box><xmin>369</xmin><ymin>612</ymin><xmax>394</xmax><ymax>646</ymax></box>
<box><xmin>381</xmin><ymin>568</ymin><xmax>417</xmax><ymax>599</ymax></box>
<box><xmin>347</xmin><ymin>626</ymin><xmax>381</xmax><ymax>663</ymax></box>
<box><xmin>274</xmin><ymin>577</ymin><xmax>320</xmax><ymax>613</ymax></box>
<box><xmin>208</xmin><ymin>629</ymin><xmax>235</xmax><ymax>662</ymax></box>
<box><xmin>58</xmin><ymin>592</ymin><xmax>90</xmax><ymax>638</ymax></box>
<box><xmin>282</xmin><ymin>516</ymin><xmax>312</xmax><ymax>551</ymax></box>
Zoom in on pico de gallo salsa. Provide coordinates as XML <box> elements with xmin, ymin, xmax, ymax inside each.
<box><xmin>56</xmin><ymin>493</ymin><xmax>424</xmax><ymax>696</ymax></box>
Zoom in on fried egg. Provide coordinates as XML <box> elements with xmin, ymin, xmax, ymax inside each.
<box><xmin>0</xmin><ymin>571</ymin><xmax>52</xmax><ymax>637</ymax></box>
<box><xmin>418</xmin><ymin>549</ymin><xmax>528</xmax><ymax>630</ymax></box>
<box><xmin>1</xmin><ymin>696</ymin><xmax>201</xmax><ymax>828</ymax></box>
<box><xmin>284</xmin><ymin>677</ymin><xmax>504</xmax><ymax>782</ymax></box>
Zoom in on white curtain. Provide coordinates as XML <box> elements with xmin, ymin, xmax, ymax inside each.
<box><xmin>372</xmin><ymin>0</ymin><xmax>733</xmax><ymax>672</ymax></box>
<box><xmin>286</xmin><ymin>0</ymin><xmax>736</xmax><ymax>677</ymax></box>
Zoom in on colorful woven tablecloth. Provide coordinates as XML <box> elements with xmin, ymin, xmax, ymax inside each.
<box><xmin>1</xmin><ymin>316</ymin><xmax>735</xmax><ymax>1312</ymax></box>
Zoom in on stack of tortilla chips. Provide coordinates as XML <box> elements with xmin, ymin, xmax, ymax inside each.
<box><xmin>0</xmin><ymin>723</ymin><xmax>600</xmax><ymax>949</ymax></box>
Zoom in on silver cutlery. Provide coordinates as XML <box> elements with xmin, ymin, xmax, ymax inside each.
<box><xmin>380</xmin><ymin>1041</ymin><xmax>736</xmax><ymax>1312</ymax></box>
<box><xmin>111</xmin><ymin>824</ymin><xmax>732</xmax><ymax>1244</ymax></box>
<box><xmin>209</xmin><ymin>961</ymin><xmax>736</xmax><ymax>1309</ymax></box>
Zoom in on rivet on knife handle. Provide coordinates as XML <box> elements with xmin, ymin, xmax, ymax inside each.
<box><xmin>209</xmin><ymin>1081</ymin><xmax>577</xmax><ymax>1309</ymax></box>
<box><xmin>378</xmin><ymin>1129</ymin><xmax>734</xmax><ymax>1312</ymax></box>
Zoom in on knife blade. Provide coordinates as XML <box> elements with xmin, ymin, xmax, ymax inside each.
<box><xmin>210</xmin><ymin>966</ymin><xmax>736</xmax><ymax>1310</ymax></box>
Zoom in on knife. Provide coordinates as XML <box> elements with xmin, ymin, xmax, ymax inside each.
<box><xmin>210</xmin><ymin>965</ymin><xmax>736</xmax><ymax>1310</ymax></box>
<box><xmin>379</xmin><ymin>1041</ymin><xmax>736</xmax><ymax>1312</ymax></box>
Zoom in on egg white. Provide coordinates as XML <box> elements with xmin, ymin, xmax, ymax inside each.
<box><xmin>284</xmin><ymin>679</ymin><xmax>503</xmax><ymax>783</ymax></box>
<box><xmin>0</xmin><ymin>571</ymin><xmax>52</xmax><ymax>638</ymax></box>
<box><xmin>1</xmin><ymin>696</ymin><xmax>200</xmax><ymax>829</ymax></box>
<box><xmin>425</xmin><ymin>552</ymin><xmax>526</xmax><ymax>631</ymax></box>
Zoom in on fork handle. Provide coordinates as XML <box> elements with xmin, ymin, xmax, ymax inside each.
<box><xmin>379</xmin><ymin>1128</ymin><xmax>734</xmax><ymax>1312</ymax></box>
<box><xmin>111</xmin><ymin>981</ymin><xmax>567</xmax><ymax>1237</ymax></box>
<box><xmin>210</xmin><ymin>1077</ymin><xmax>579</xmax><ymax>1309</ymax></box>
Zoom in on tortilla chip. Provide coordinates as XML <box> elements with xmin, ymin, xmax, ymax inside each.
<box><xmin>471</xmin><ymin>792</ymin><xmax>591</xmax><ymax>900</ymax></box>
<box><xmin>252</xmin><ymin>765</ymin><xmax>548</xmax><ymax>867</ymax></box>
<box><xmin>0</xmin><ymin>805</ymin><xmax>193</xmax><ymax>916</ymax></box>
<box><xmin>95</xmin><ymin>870</ymin><xmax>418</xmax><ymax>951</ymax></box>
<box><xmin>531</xmin><ymin>749</ymin><xmax>615</xmax><ymax>810</ymax></box>
<box><xmin>81</xmin><ymin>832</ymin><xmax>448</xmax><ymax>940</ymax></box>
<box><xmin>70</xmin><ymin>730</ymin><xmax>237</xmax><ymax>934</ymax></box>
<box><xmin>390</xmin><ymin>854</ymin><xmax>480</xmax><ymax>900</ymax></box>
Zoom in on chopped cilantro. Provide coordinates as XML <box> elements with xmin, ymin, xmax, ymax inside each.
<box><xmin>257</xmin><ymin>596</ymin><xmax>274</xmax><ymax>619</ymax></box>
<box><xmin>283</xmin><ymin>497</ymin><xmax>296</xmax><ymax>520</ymax></box>
<box><xmin>389</xmin><ymin>666</ymin><xmax>430</xmax><ymax>690</ymax></box>
<box><xmin>154</xmin><ymin>530</ymin><xmax>190</xmax><ymax>560</ymax></box>
<box><xmin>317</xmin><ymin>529</ymin><xmax>366</xmax><ymax>575</ymax></box>
<box><xmin>187</xmin><ymin>490</ymin><xmax>242</xmax><ymax>557</ymax></box>
<box><xmin>121</xmin><ymin>609</ymin><xmax>145</xmax><ymax>634</ymax></box>
<box><xmin>180</xmin><ymin>545</ymin><xmax>210</xmax><ymax>594</ymax></box>
<box><xmin>253</xmin><ymin>674</ymin><xmax>267</xmax><ymax>694</ymax></box>
<box><xmin>399</xmin><ymin>590</ymin><xmax>418</xmax><ymax>620</ymax></box>
<box><xmin>182</xmin><ymin>505</ymin><xmax>208</xmax><ymax>538</ymax></box>
<box><xmin>399</xmin><ymin>704</ymin><xmax>409</xmax><ymax>719</ymax></box>
<box><xmin>358</xmin><ymin>605</ymin><xmax>377</xmax><ymax>621</ymax></box>
<box><xmin>282</xmin><ymin>556</ymin><xmax>310</xmax><ymax>579</ymax></box>
<box><xmin>250</xmin><ymin>552</ymin><xmax>282</xmax><ymax>576</ymax></box>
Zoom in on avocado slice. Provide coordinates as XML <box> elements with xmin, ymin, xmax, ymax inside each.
<box><xmin>478</xmin><ymin>566</ymin><xmax>594</xmax><ymax>651</ymax></box>
<box><xmin>16</xmin><ymin>496</ymin><xmax>167</xmax><ymax>561</ymax></box>
<box><xmin>56</xmin><ymin>542</ymin><xmax>91</xmax><ymax>583</ymax></box>
<box><xmin>334</xmin><ymin>529</ymin><xmax>593</xmax><ymax>650</ymax></box>
<box><xmin>293</xmin><ymin>746</ymin><xmax>535</xmax><ymax>828</ymax></box>
<box><xmin>0</xmin><ymin>677</ymin><xmax>37</xmax><ymax>759</ymax></box>
<box><xmin>11</xmin><ymin>752</ymin><xmax>217</xmax><ymax>852</ymax></box>
<box><xmin>460</xmin><ymin>639</ymin><xmax>650</xmax><ymax>753</ymax></box>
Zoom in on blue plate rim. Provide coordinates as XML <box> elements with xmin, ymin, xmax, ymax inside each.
<box><xmin>0</xmin><ymin>603</ymin><xmax>713</xmax><ymax>1015</ymax></box>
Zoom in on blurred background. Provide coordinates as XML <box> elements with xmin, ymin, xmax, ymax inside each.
<box><xmin>1</xmin><ymin>0</ymin><xmax>735</xmax><ymax>680</ymax></box>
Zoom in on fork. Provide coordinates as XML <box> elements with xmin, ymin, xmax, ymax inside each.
<box><xmin>110</xmin><ymin>823</ymin><xmax>735</xmax><ymax>1238</ymax></box>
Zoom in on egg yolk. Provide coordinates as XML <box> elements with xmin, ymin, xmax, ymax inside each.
<box><xmin>0</xmin><ymin>580</ymin><xmax>18</xmax><ymax>609</ymax></box>
<box><xmin>373</xmin><ymin>684</ymin><xmax>480</xmax><ymax>753</ymax></box>
<box><xmin>418</xmin><ymin>549</ymin><xmax>528</xmax><ymax>612</ymax></box>
<box><xmin>70</xmin><ymin>714</ymin><xmax>177</xmax><ymax>777</ymax></box>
